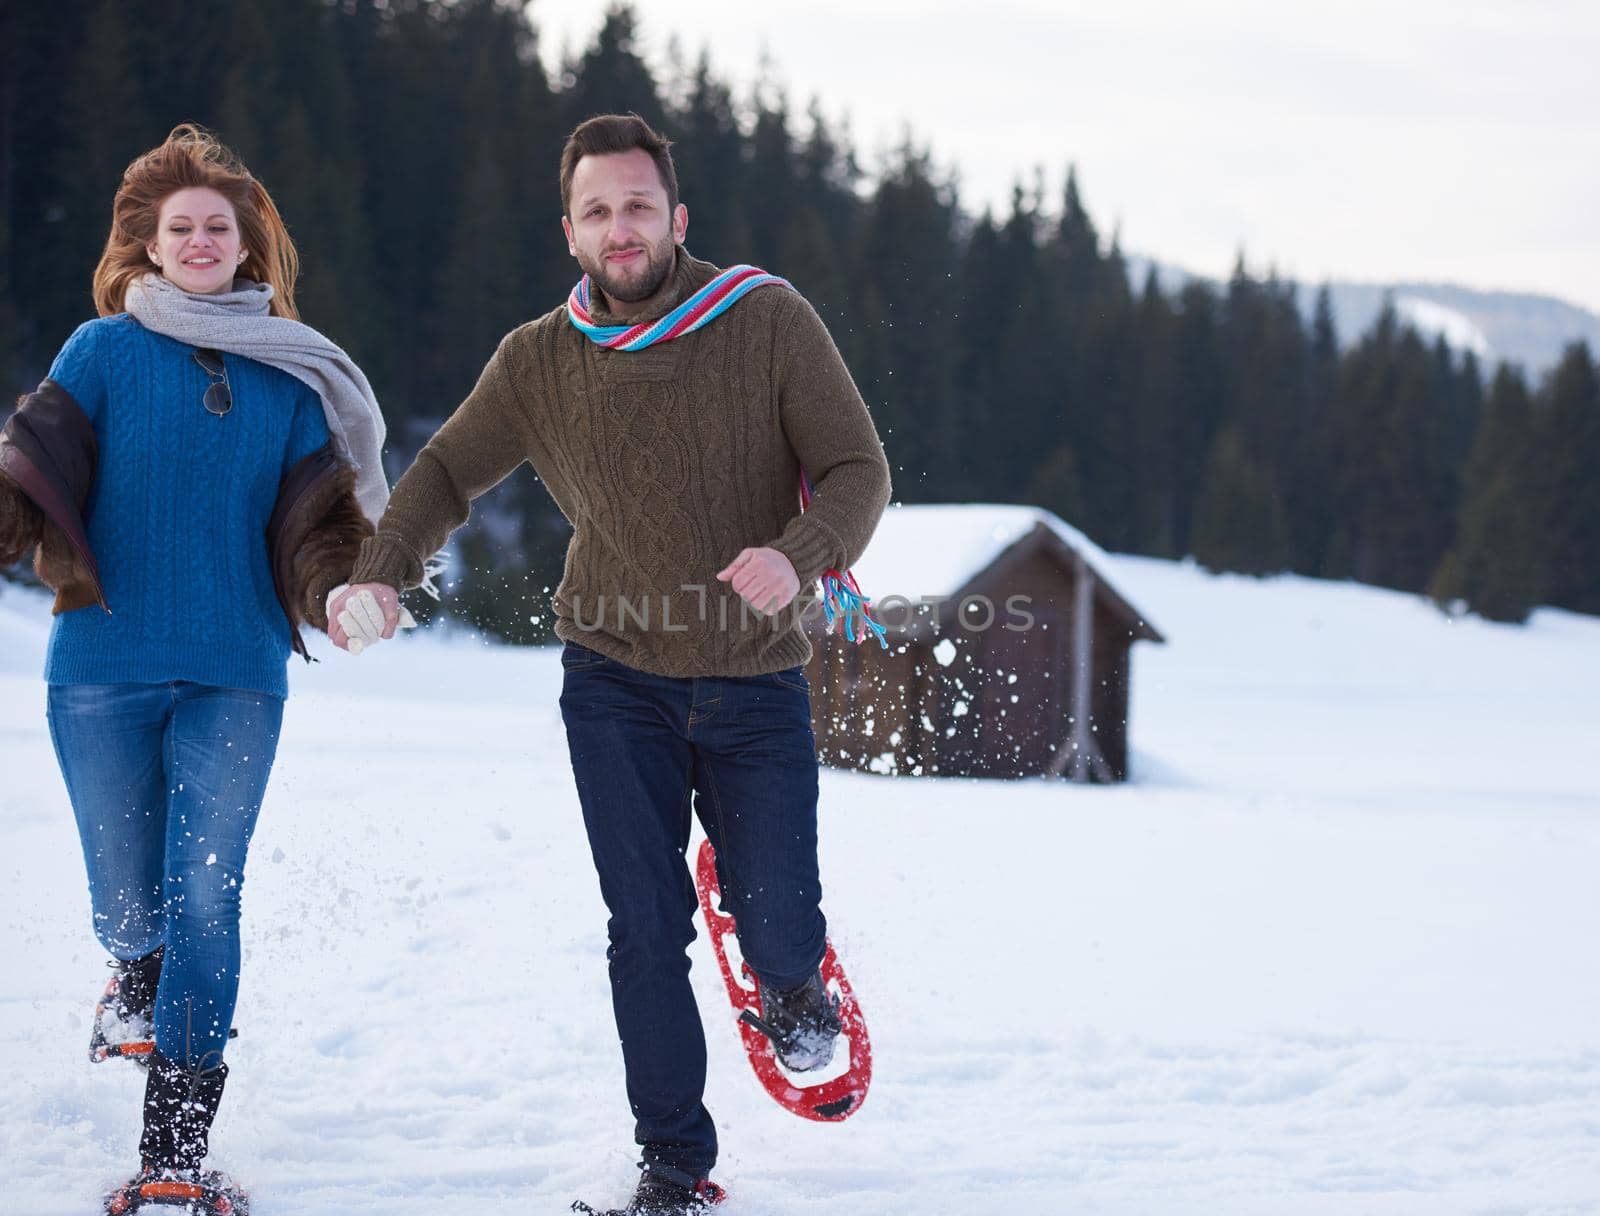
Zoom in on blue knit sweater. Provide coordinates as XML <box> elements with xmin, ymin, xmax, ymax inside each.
<box><xmin>43</xmin><ymin>316</ymin><xmax>330</xmax><ymax>699</ymax></box>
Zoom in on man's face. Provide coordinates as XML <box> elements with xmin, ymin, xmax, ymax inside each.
<box><xmin>562</xmin><ymin>149</ymin><xmax>688</xmax><ymax>311</ymax></box>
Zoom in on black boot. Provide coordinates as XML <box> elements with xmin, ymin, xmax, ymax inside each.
<box><xmin>139</xmin><ymin>1047</ymin><xmax>228</xmax><ymax>1168</ymax></box>
<box><xmin>102</xmin><ymin>1049</ymin><xmax>247</xmax><ymax>1215</ymax></box>
<box><xmin>91</xmin><ymin>948</ymin><xmax>164</xmax><ymax>1065</ymax></box>
<box><xmin>113</xmin><ymin>948</ymin><xmax>164</xmax><ymax>1023</ymax></box>
<box><xmin>572</xmin><ymin>1165</ymin><xmax>726</xmax><ymax>1216</ymax></box>
<box><xmin>743</xmin><ymin>969</ymin><xmax>841</xmax><ymax>1072</ymax></box>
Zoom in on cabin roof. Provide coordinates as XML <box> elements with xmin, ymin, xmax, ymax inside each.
<box><xmin>848</xmin><ymin>503</ymin><xmax>1165</xmax><ymax>641</ymax></box>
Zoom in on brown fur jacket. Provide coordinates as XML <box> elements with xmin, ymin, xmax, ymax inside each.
<box><xmin>0</xmin><ymin>449</ymin><xmax>371</xmax><ymax>646</ymax></box>
<box><xmin>283</xmin><ymin>458</ymin><xmax>374</xmax><ymax>632</ymax></box>
<box><xmin>0</xmin><ymin>468</ymin><xmax>44</xmax><ymax>569</ymax></box>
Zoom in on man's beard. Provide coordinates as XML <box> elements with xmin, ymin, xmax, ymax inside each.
<box><xmin>580</xmin><ymin>233</ymin><xmax>677</xmax><ymax>305</ymax></box>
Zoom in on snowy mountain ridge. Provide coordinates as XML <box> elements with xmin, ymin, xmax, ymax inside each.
<box><xmin>1127</xmin><ymin>255</ymin><xmax>1600</xmax><ymax>375</ymax></box>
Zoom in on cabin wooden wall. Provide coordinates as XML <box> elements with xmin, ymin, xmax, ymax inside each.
<box><xmin>806</xmin><ymin>536</ymin><xmax>1142</xmax><ymax>782</ymax></box>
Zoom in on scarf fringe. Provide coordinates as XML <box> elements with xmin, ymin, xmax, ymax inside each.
<box><xmin>417</xmin><ymin>557</ymin><xmax>446</xmax><ymax>601</ymax></box>
<box><xmin>820</xmin><ymin>570</ymin><xmax>889</xmax><ymax>649</ymax></box>
<box><xmin>799</xmin><ymin>474</ymin><xmax>885</xmax><ymax>649</ymax></box>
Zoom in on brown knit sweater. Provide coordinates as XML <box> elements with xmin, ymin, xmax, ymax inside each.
<box><xmin>350</xmin><ymin>250</ymin><xmax>891</xmax><ymax>677</ymax></box>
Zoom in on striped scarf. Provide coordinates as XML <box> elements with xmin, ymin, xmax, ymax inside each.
<box><xmin>566</xmin><ymin>261</ymin><xmax>887</xmax><ymax>647</ymax></box>
<box><xmin>567</xmin><ymin>263</ymin><xmax>791</xmax><ymax>350</ymax></box>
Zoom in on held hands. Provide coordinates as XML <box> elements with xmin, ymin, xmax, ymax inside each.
<box><xmin>326</xmin><ymin>583</ymin><xmax>417</xmax><ymax>654</ymax></box>
<box><xmin>716</xmin><ymin>547</ymin><xmax>800</xmax><ymax>615</ymax></box>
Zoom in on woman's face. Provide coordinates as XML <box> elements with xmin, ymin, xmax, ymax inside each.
<box><xmin>146</xmin><ymin>187</ymin><xmax>246</xmax><ymax>295</ymax></box>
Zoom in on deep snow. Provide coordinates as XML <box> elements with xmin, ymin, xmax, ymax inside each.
<box><xmin>3</xmin><ymin>556</ymin><xmax>1598</xmax><ymax>1214</ymax></box>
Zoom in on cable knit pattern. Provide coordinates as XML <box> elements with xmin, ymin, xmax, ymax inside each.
<box><xmin>351</xmin><ymin>250</ymin><xmax>891</xmax><ymax>678</ymax></box>
<box><xmin>42</xmin><ymin>316</ymin><xmax>329</xmax><ymax>698</ymax></box>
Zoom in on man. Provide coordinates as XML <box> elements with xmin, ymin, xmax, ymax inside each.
<box><xmin>329</xmin><ymin>113</ymin><xmax>890</xmax><ymax>1214</ymax></box>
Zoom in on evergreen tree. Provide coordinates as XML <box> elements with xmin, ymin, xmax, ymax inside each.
<box><xmin>213</xmin><ymin>0</ymin><xmax>281</xmax><ymax>165</ymax></box>
<box><xmin>1534</xmin><ymin>343</ymin><xmax>1600</xmax><ymax>614</ymax></box>
<box><xmin>980</xmin><ymin>184</ymin><xmax>1053</xmax><ymax>502</ymax></box>
<box><xmin>1191</xmin><ymin>425</ymin><xmax>1291</xmax><ymax>575</ymax></box>
<box><xmin>338</xmin><ymin>0</ymin><xmax>477</xmax><ymax>427</ymax></box>
<box><xmin>849</xmin><ymin>143</ymin><xmax>961</xmax><ymax>498</ymax></box>
<box><xmin>771</xmin><ymin>100</ymin><xmax>859</xmax><ymax>322</ymax></box>
<box><xmin>779</xmin><ymin>203</ymin><xmax>846</xmax><ymax>326</ymax></box>
<box><xmin>1441</xmin><ymin>344</ymin><xmax>1484</xmax><ymax>473</ymax></box>
<box><xmin>744</xmin><ymin>93</ymin><xmax>798</xmax><ymax>266</ymax></box>
<box><xmin>48</xmin><ymin>0</ymin><xmax>157</xmax><ymax>337</ymax></box>
<box><xmin>3</xmin><ymin>0</ymin><xmax>1596</xmax><ymax>631</ymax></box>
<box><xmin>0</xmin><ymin>0</ymin><xmax>21</xmax><ymax>391</ymax></box>
<box><xmin>1128</xmin><ymin>267</ymin><xmax>1181</xmax><ymax>555</ymax></box>
<box><xmin>1324</xmin><ymin>303</ymin><xmax>1454</xmax><ymax>590</ymax></box>
<box><xmin>1168</xmin><ymin>282</ymin><xmax>1228</xmax><ymax>554</ymax></box>
<box><xmin>563</xmin><ymin>4</ymin><xmax>668</xmax><ymax>131</ymax></box>
<box><xmin>1216</xmin><ymin>261</ymin><xmax>1309</xmax><ymax>567</ymax></box>
<box><xmin>428</xmin><ymin>1</ymin><xmax>538</xmax><ymax>399</ymax></box>
<box><xmin>1074</xmin><ymin>225</ymin><xmax>1140</xmax><ymax>547</ymax></box>
<box><xmin>1026</xmin><ymin>440</ymin><xmax>1088</xmax><ymax>526</ymax></box>
<box><xmin>1436</xmin><ymin>366</ymin><xmax>1545</xmax><ymax>621</ymax></box>
<box><xmin>797</xmin><ymin>99</ymin><xmax>861</xmax><ymax>245</ymax></box>
<box><xmin>950</xmin><ymin>210</ymin><xmax>1009</xmax><ymax>500</ymax></box>
<box><xmin>666</xmin><ymin>52</ymin><xmax>749</xmax><ymax>263</ymax></box>
<box><xmin>1421</xmin><ymin>336</ymin><xmax>1481</xmax><ymax>568</ymax></box>
<box><xmin>1033</xmin><ymin>171</ymin><xmax>1100</xmax><ymax>519</ymax></box>
<box><xmin>1291</xmin><ymin>285</ymin><xmax>1340</xmax><ymax>574</ymax></box>
<box><xmin>421</xmin><ymin>0</ymin><xmax>568</xmax><ymax>632</ymax></box>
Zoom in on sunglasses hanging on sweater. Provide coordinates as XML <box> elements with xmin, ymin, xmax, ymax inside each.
<box><xmin>192</xmin><ymin>348</ymin><xmax>232</xmax><ymax>416</ymax></box>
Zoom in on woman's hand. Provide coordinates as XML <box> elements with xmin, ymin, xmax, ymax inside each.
<box><xmin>326</xmin><ymin>582</ymin><xmax>415</xmax><ymax>654</ymax></box>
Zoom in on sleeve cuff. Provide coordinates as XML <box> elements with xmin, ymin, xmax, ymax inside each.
<box><xmin>771</xmin><ymin>515</ymin><xmax>844</xmax><ymax>587</ymax></box>
<box><xmin>349</xmin><ymin>531</ymin><xmax>423</xmax><ymax>591</ymax></box>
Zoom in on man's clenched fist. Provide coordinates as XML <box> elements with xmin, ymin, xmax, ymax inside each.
<box><xmin>716</xmin><ymin>547</ymin><xmax>800</xmax><ymax>615</ymax></box>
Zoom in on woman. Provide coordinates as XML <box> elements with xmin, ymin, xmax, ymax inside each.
<box><xmin>0</xmin><ymin>125</ymin><xmax>384</xmax><ymax>1215</ymax></box>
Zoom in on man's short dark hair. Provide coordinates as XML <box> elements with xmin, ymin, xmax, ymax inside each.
<box><xmin>560</xmin><ymin>113</ymin><xmax>679</xmax><ymax>217</ymax></box>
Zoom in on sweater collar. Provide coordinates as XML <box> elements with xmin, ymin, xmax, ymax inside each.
<box><xmin>584</xmin><ymin>247</ymin><xmax>721</xmax><ymax>328</ymax></box>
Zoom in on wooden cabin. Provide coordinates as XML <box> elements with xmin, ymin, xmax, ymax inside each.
<box><xmin>804</xmin><ymin>504</ymin><xmax>1165</xmax><ymax>782</ymax></box>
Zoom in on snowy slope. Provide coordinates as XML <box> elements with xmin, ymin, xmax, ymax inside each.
<box><xmin>1395</xmin><ymin>295</ymin><xmax>1494</xmax><ymax>359</ymax></box>
<box><xmin>1126</xmin><ymin>254</ymin><xmax>1600</xmax><ymax>375</ymax></box>
<box><xmin>2</xmin><ymin>560</ymin><xmax>1598</xmax><ymax>1215</ymax></box>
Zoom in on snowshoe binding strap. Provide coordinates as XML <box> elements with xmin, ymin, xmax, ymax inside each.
<box><xmin>571</xmin><ymin>1175</ymin><xmax>725</xmax><ymax>1214</ymax></box>
<box><xmin>103</xmin><ymin>1168</ymin><xmax>248</xmax><ymax>1215</ymax></box>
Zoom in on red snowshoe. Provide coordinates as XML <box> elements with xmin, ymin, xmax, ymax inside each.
<box><xmin>693</xmin><ymin>838</ymin><xmax>872</xmax><ymax>1121</ymax></box>
<box><xmin>89</xmin><ymin>963</ymin><xmax>157</xmax><ymax>1067</ymax></box>
<box><xmin>90</xmin><ymin>953</ymin><xmax>236</xmax><ymax>1066</ymax></box>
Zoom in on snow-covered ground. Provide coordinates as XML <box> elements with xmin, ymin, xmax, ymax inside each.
<box><xmin>3</xmin><ymin>557</ymin><xmax>1599</xmax><ymax>1215</ymax></box>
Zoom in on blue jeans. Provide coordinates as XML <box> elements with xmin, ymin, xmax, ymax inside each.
<box><xmin>558</xmin><ymin>642</ymin><xmax>826</xmax><ymax>1180</ymax></box>
<box><xmin>47</xmin><ymin>682</ymin><xmax>283</xmax><ymax>1070</ymax></box>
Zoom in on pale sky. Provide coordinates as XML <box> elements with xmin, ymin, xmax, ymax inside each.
<box><xmin>529</xmin><ymin>0</ymin><xmax>1600</xmax><ymax>314</ymax></box>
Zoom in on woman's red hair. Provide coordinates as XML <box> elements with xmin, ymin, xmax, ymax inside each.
<box><xmin>92</xmin><ymin>124</ymin><xmax>300</xmax><ymax>320</ymax></box>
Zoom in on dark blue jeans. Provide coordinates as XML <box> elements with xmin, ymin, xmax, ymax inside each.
<box><xmin>558</xmin><ymin>642</ymin><xmax>826</xmax><ymax>1180</ymax></box>
<box><xmin>47</xmin><ymin>681</ymin><xmax>283</xmax><ymax>1070</ymax></box>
